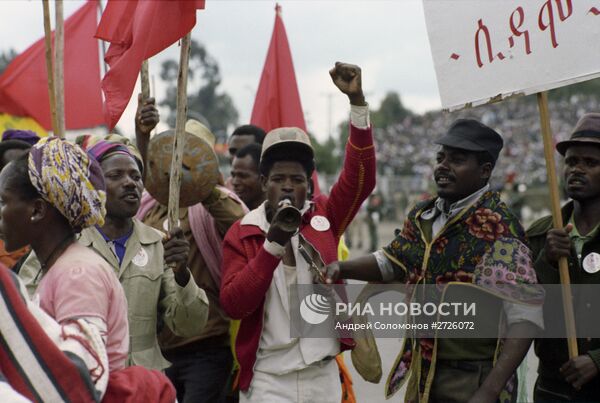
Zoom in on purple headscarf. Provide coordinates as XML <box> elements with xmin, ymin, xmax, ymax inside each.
<box><xmin>2</xmin><ymin>130</ymin><xmax>40</xmax><ymax>146</ymax></box>
<box><xmin>85</xmin><ymin>140</ymin><xmax>134</xmax><ymax>164</ymax></box>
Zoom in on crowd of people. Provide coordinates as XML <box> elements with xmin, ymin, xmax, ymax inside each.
<box><xmin>376</xmin><ymin>94</ymin><xmax>600</xmax><ymax>189</ymax></box>
<box><xmin>0</xmin><ymin>62</ymin><xmax>598</xmax><ymax>403</ymax></box>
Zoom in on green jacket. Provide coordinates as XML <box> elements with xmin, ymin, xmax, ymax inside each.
<box><xmin>527</xmin><ymin>202</ymin><xmax>600</xmax><ymax>389</ymax></box>
<box><xmin>19</xmin><ymin>219</ymin><xmax>209</xmax><ymax>370</ymax></box>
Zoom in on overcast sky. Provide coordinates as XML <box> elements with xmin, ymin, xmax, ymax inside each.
<box><xmin>0</xmin><ymin>0</ymin><xmax>440</xmax><ymax>141</ymax></box>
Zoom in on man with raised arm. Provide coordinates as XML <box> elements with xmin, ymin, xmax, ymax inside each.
<box><xmin>220</xmin><ymin>62</ymin><xmax>376</xmax><ymax>403</ymax></box>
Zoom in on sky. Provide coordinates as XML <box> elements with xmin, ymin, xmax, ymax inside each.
<box><xmin>0</xmin><ymin>0</ymin><xmax>441</xmax><ymax>142</ymax></box>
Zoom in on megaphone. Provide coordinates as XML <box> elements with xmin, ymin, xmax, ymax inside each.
<box><xmin>273</xmin><ymin>198</ymin><xmax>302</xmax><ymax>233</ymax></box>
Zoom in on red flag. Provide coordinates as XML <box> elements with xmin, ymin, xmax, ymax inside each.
<box><xmin>251</xmin><ymin>5</ymin><xmax>306</xmax><ymax>132</ymax></box>
<box><xmin>0</xmin><ymin>1</ymin><xmax>103</xmax><ymax>131</ymax></box>
<box><xmin>96</xmin><ymin>0</ymin><xmax>205</xmax><ymax>129</ymax></box>
<box><xmin>251</xmin><ymin>5</ymin><xmax>320</xmax><ymax>194</ymax></box>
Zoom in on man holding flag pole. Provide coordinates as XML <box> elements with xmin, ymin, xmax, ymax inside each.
<box><xmin>527</xmin><ymin>113</ymin><xmax>600</xmax><ymax>401</ymax></box>
<box><xmin>97</xmin><ymin>2</ymin><xmax>246</xmax><ymax>402</ymax></box>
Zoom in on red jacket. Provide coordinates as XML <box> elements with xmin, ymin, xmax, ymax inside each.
<box><xmin>220</xmin><ymin>124</ymin><xmax>376</xmax><ymax>391</ymax></box>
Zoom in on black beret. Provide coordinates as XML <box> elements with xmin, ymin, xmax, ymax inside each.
<box><xmin>435</xmin><ymin>119</ymin><xmax>503</xmax><ymax>162</ymax></box>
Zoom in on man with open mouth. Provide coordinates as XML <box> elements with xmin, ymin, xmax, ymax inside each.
<box><xmin>323</xmin><ymin>118</ymin><xmax>543</xmax><ymax>403</ymax></box>
<box><xmin>220</xmin><ymin>62</ymin><xmax>376</xmax><ymax>403</ymax></box>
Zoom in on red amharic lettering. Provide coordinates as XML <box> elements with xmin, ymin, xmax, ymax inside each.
<box><xmin>538</xmin><ymin>0</ymin><xmax>573</xmax><ymax>48</ymax></box>
<box><xmin>509</xmin><ymin>7</ymin><xmax>531</xmax><ymax>54</ymax></box>
<box><xmin>469</xmin><ymin>0</ymin><xmax>575</xmax><ymax>68</ymax></box>
<box><xmin>474</xmin><ymin>19</ymin><xmax>494</xmax><ymax>68</ymax></box>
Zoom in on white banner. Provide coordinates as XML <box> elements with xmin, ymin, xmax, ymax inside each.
<box><xmin>423</xmin><ymin>0</ymin><xmax>600</xmax><ymax>110</ymax></box>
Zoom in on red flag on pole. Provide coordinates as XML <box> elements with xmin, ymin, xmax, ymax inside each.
<box><xmin>251</xmin><ymin>4</ymin><xmax>306</xmax><ymax>132</ymax></box>
<box><xmin>250</xmin><ymin>4</ymin><xmax>320</xmax><ymax>194</ymax></box>
<box><xmin>96</xmin><ymin>0</ymin><xmax>205</xmax><ymax>129</ymax></box>
<box><xmin>0</xmin><ymin>0</ymin><xmax>103</xmax><ymax>131</ymax></box>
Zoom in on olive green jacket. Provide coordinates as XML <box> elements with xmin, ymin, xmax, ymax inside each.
<box><xmin>19</xmin><ymin>219</ymin><xmax>209</xmax><ymax>370</ymax></box>
<box><xmin>527</xmin><ymin>202</ymin><xmax>600</xmax><ymax>389</ymax></box>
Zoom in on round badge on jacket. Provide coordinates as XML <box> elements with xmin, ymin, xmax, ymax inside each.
<box><xmin>583</xmin><ymin>252</ymin><xmax>600</xmax><ymax>274</ymax></box>
<box><xmin>310</xmin><ymin>215</ymin><xmax>330</xmax><ymax>232</ymax></box>
<box><xmin>132</xmin><ymin>248</ymin><xmax>149</xmax><ymax>267</ymax></box>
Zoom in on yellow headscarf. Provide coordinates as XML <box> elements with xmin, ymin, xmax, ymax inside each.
<box><xmin>28</xmin><ymin>137</ymin><xmax>106</xmax><ymax>231</ymax></box>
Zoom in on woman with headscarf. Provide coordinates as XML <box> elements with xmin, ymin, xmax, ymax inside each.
<box><xmin>19</xmin><ymin>137</ymin><xmax>209</xmax><ymax>370</ymax></box>
<box><xmin>0</xmin><ymin>137</ymin><xmax>175</xmax><ymax>401</ymax></box>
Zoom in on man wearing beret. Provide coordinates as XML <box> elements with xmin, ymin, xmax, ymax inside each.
<box><xmin>324</xmin><ymin>119</ymin><xmax>543</xmax><ymax>402</ymax></box>
<box><xmin>528</xmin><ymin>113</ymin><xmax>600</xmax><ymax>401</ymax></box>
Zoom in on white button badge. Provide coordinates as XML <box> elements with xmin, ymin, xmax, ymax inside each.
<box><xmin>582</xmin><ymin>252</ymin><xmax>600</xmax><ymax>274</ymax></box>
<box><xmin>310</xmin><ymin>215</ymin><xmax>330</xmax><ymax>232</ymax></box>
<box><xmin>132</xmin><ymin>248</ymin><xmax>149</xmax><ymax>267</ymax></box>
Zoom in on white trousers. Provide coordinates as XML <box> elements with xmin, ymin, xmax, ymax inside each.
<box><xmin>240</xmin><ymin>359</ymin><xmax>342</xmax><ymax>403</ymax></box>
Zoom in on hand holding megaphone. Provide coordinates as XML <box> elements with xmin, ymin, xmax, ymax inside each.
<box><xmin>266</xmin><ymin>198</ymin><xmax>301</xmax><ymax>246</ymax></box>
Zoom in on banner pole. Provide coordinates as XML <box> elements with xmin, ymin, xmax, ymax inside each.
<box><xmin>537</xmin><ymin>91</ymin><xmax>578</xmax><ymax>358</ymax></box>
<box><xmin>42</xmin><ymin>0</ymin><xmax>58</xmax><ymax>136</ymax></box>
<box><xmin>140</xmin><ymin>60</ymin><xmax>150</xmax><ymax>100</ymax></box>
<box><xmin>97</xmin><ymin>0</ymin><xmax>108</xmax><ymax>79</ymax></box>
<box><xmin>54</xmin><ymin>0</ymin><xmax>65</xmax><ymax>138</ymax></box>
<box><xmin>167</xmin><ymin>33</ymin><xmax>191</xmax><ymax>231</ymax></box>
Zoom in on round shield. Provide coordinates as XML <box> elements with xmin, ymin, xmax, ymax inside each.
<box><xmin>145</xmin><ymin>129</ymin><xmax>219</xmax><ymax>207</ymax></box>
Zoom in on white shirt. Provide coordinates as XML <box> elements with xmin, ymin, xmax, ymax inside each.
<box><xmin>242</xmin><ymin>203</ymin><xmax>339</xmax><ymax>375</ymax></box>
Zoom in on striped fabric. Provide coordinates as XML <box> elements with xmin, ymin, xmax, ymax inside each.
<box><xmin>0</xmin><ymin>371</ymin><xmax>30</xmax><ymax>402</ymax></box>
<box><xmin>0</xmin><ymin>268</ymin><xmax>97</xmax><ymax>402</ymax></box>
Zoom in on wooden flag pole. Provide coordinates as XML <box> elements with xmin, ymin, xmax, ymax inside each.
<box><xmin>42</xmin><ymin>0</ymin><xmax>58</xmax><ymax>136</ymax></box>
<box><xmin>140</xmin><ymin>60</ymin><xmax>150</xmax><ymax>101</ymax></box>
<box><xmin>167</xmin><ymin>33</ymin><xmax>192</xmax><ymax>231</ymax></box>
<box><xmin>54</xmin><ymin>0</ymin><xmax>65</xmax><ymax>138</ymax></box>
<box><xmin>97</xmin><ymin>0</ymin><xmax>108</xmax><ymax>79</ymax></box>
<box><xmin>537</xmin><ymin>91</ymin><xmax>578</xmax><ymax>358</ymax></box>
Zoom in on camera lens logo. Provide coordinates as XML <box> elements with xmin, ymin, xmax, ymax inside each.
<box><xmin>300</xmin><ymin>293</ymin><xmax>330</xmax><ymax>325</ymax></box>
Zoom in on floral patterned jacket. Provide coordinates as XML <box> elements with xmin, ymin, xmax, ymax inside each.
<box><xmin>382</xmin><ymin>190</ymin><xmax>540</xmax><ymax>403</ymax></box>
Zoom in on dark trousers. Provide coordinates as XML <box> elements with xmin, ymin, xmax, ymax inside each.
<box><xmin>429</xmin><ymin>360</ymin><xmax>496</xmax><ymax>403</ymax></box>
<box><xmin>165</xmin><ymin>345</ymin><xmax>233</xmax><ymax>403</ymax></box>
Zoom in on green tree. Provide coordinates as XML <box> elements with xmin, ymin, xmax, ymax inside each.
<box><xmin>371</xmin><ymin>91</ymin><xmax>411</xmax><ymax>128</ymax></box>
<box><xmin>312</xmin><ymin>135</ymin><xmax>340</xmax><ymax>175</ymax></box>
<box><xmin>0</xmin><ymin>49</ymin><xmax>16</xmax><ymax>75</ymax></box>
<box><xmin>160</xmin><ymin>40</ymin><xmax>238</xmax><ymax>141</ymax></box>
